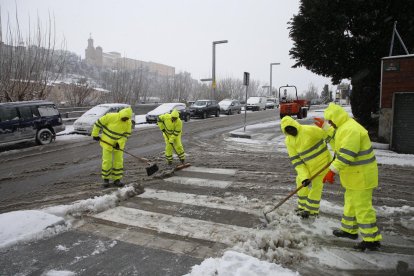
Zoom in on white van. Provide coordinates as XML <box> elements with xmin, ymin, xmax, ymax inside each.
<box><xmin>246</xmin><ymin>96</ymin><xmax>267</xmax><ymax>111</ymax></box>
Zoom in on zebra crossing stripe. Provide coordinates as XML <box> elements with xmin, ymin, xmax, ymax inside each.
<box><xmin>182</xmin><ymin>166</ymin><xmax>237</xmax><ymax>175</ymax></box>
<box><xmin>92</xmin><ymin>206</ymin><xmax>269</xmax><ymax>245</ymax></box>
<box><xmin>164</xmin><ymin>176</ymin><xmax>232</xmax><ymax>188</ymax></box>
<box><xmin>138</xmin><ymin>188</ymin><xmax>260</xmax><ymax>215</ymax></box>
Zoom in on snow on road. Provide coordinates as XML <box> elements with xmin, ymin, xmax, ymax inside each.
<box><xmin>1</xmin><ymin>106</ymin><xmax>414</xmax><ymax>275</ymax></box>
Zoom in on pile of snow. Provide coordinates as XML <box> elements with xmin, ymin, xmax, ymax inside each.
<box><xmin>0</xmin><ymin>185</ymin><xmax>139</xmax><ymax>249</ymax></box>
<box><xmin>42</xmin><ymin>185</ymin><xmax>137</xmax><ymax>217</ymax></box>
<box><xmin>0</xmin><ymin>210</ymin><xmax>68</xmax><ymax>249</ymax></box>
<box><xmin>184</xmin><ymin>250</ymin><xmax>298</xmax><ymax>276</ymax></box>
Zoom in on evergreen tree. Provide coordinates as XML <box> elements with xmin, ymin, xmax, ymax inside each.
<box><xmin>289</xmin><ymin>0</ymin><xmax>414</xmax><ymax>126</ymax></box>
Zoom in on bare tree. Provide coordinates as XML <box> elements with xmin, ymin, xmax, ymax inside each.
<box><xmin>302</xmin><ymin>83</ymin><xmax>320</xmax><ymax>101</ymax></box>
<box><xmin>63</xmin><ymin>78</ymin><xmax>97</xmax><ymax>106</ymax></box>
<box><xmin>0</xmin><ymin>9</ymin><xmax>66</xmax><ymax>102</ymax></box>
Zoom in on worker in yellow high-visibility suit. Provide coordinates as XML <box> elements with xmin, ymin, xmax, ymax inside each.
<box><xmin>91</xmin><ymin>107</ymin><xmax>133</xmax><ymax>187</ymax></box>
<box><xmin>281</xmin><ymin>116</ymin><xmax>332</xmax><ymax>218</ymax></box>
<box><xmin>315</xmin><ymin>103</ymin><xmax>382</xmax><ymax>251</ymax></box>
<box><xmin>157</xmin><ymin>109</ymin><xmax>185</xmax><ymax>166</ymax></box>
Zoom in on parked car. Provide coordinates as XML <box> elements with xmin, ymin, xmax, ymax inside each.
<box><xmin>218</xmin><ymin>99</ymin><xmax>242</xmax><ymax>115</ymax></box>
<box><xmin>73</xmin><ymin>103</ymin><xmax>135</xmax><ymax>135</ymax></box>
<box><xmin>189</xmin><ymin>100</ymin><xmax>220</xmax><ymax>119</ymax></box>
<box><xmin>0</xmin><ymin>100</ymin><xmax>65</xmax><ymax>146</ymax></box>
<box><xmin>265</xmin><ymin>98</ymin><xmax>279</xmax><ymax>109</ymax></box>
<box><xmin>246</xmin><ymin>96</ymin><xmax>267</xmax><ymax>111</ymax></box>
<box><xmin>145</xmin><ymin>103</ymin><xmax>190</xmax><ymax>123</ymax></box>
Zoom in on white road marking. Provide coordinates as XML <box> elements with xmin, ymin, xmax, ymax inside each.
<box><xmin>92</xmin><ymin>206</ymin><xmax>270</xmax><ymax>245</ymax></box>
<box><xmin>182</xmin><ymin>166</ymin><xmax>237</xmax><ymax>175</ymax></box>
<box><xmin>164</xmin><ymin>176</ymin><xmax>232</xmax><ymax>188</ymax></box>
<box><xmin>138</xmin><ymin>188</ymin><xmax>262</xmax><ymax>215</ymax></box>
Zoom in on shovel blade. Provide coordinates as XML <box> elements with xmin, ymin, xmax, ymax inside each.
<box><xmin>145</xmin><ymin>163</ymin><xmax>159</xmax><ymax>176</ymax></box>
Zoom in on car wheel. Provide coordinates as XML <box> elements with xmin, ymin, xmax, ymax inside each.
<box><xmin>302</xmin><ymin>108</ymin><xmax>308</xmax><ymax>118</ymax></box>
<box><xmin>186</xmin><ymin>114</ymin><xmax>190</xmax><ymax>122</ymax></box>
<box><xmin>215</xmin><ymin>109</ymin><xmax>220</xmax><ymax>117</ymax></box>
<box><xmin>36</xmin><ymin>128</ymin><xmax>53</xmax><ymax>145</ymax></box>
<box><xmin>238</xmin><ymin>109</ymin><xmax>241</xmax><ymax>114</ymax></box>
<box><xmin>202</xmin><ymin>111</ymin><xmax>207</xmax><ymax>119</ymax></box>
<box><xmin>228</xmin><ymin>109</ymin><xmax>232</xmax><ymax>115</ymax></box>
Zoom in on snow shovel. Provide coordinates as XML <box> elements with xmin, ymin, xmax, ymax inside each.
<box><xmin>263</xmin><ymin>159</ymin><xmax>333</xmax><ymax>224</ymax></box>
<box><xmin>99</xmin><ymin>139</ymin><xmax>159</xmax><ymax>176</ymax></box>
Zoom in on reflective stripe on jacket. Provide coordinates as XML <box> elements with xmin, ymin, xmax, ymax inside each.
<box><xmin>157</xmin><ymin>113</ymin><xmax>183</xmax><ymax>143</ymax></box>
<box><xmin>91</xmin><ymin>107</ymin><xmax>132</xmax><ymax>151</ymax></box>
<box><xmin>281</xmin><ymin>116</ymin><xmax>332</xmax><ymax>184</ymax></box>
<box><xmin>324</xmin><ymin>103</ymin><xmax>378</xmax><ymax>190</ymax></box>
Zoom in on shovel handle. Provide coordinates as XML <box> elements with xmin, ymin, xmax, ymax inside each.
<box><xmin>265</xmin><ymin>159</ymin><xmax>334</xmax><ymax>215</ymax></box>
<box><xmin>98</xmin><ymin>138</ymin><xmax>150</xmax><ymax>165</ymax></box>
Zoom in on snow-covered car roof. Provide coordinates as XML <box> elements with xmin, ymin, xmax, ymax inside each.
<box><xmin>147</xmin><ymin>103</ymin><xmax>185</xmax><ymax>116</ymax></box>
<box><xmin>74</xmin><ymin>103</ymin><xmax>132</xmax><ymax>126</ymax></box>
<box><xmin>219</xmin><ymin>99</ymin><xmax>234</xmax><ymax>106</ymax></box>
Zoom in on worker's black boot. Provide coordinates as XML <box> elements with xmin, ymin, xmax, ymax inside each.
<box><xmin>354</xmin><ymin>241</ymin><xmax>381</xmax><ymax>251</ymax></box>
<box><xmin>300</xmin><ymin>211</ymin><xmax>319</xmax><ymax>219</ymax></box>
<box><xmin>103</xmin><ymin>179</ymin><xmax>110</xmax><ymax>188</ymax></box>
<box><xmin>180</xmin><ymin>159</ymin><xmax>185</xmax><ymax>165</ymax></box>
<box><xmin>333</xmin><ymin>229</ymin><xmax>358</xmax><ymax>240</ymax></box>
<box><xmin>166</xmin><ymin>161</ymin><xmax>174</xmax><ymax>170</ymax></box>
<box><xmin>113</xmin><ymin>179</ymin><xmax>125</xmax><ymax>187</ymax></box>
<box><xmin>294</xmin><ymin>208</ymin><xmax>305</xmax><ymax>215</ymax></box>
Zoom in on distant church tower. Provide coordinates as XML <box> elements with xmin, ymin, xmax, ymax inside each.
<box><xmin>85</xmin><ymin>35</ymin><xmax>103</xmax><ymax>66</ymax></box>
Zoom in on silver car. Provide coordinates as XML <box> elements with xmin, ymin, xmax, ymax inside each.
<box><xmin>218</xmin><ymin>99</ymin><xmax>242</xmax><ymax>115</ymax></box>
<box><xmin>73</xmin><ymin>103</ymin><xmax>135</xmax><ymax>135</ymax></box>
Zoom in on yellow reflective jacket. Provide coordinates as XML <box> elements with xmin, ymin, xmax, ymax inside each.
<box><xmin>157</xmin><ymin>110</ymin><xmax>182</xmax><ymax>143</ymax></box>
<box><xmin>91</xmin><ymin>107</ymin><xmax>133</xmax><ymax>151</ymax></box>
<box><xmin>324</xmin><ymin>103</ymin><xmax>378</xmax><ymax>190</ymax></box>
<box><xmin>281</xmin><ymin>116</ymin><xmax>332</xmax><ymax>184</ymax></box>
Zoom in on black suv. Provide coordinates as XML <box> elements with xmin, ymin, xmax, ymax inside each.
<box><xmin>189</xmin><ymin>100</ymin><xmax>220</xmax><ymax>119</ymax></box>
<box><xmin>0</xmin><ymin>100</ymin><xmax>65</xmax><ymax>146</ymax></box>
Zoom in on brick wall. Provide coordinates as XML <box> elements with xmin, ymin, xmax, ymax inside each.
<box><xmin>381</xmin><ymin>56</ymin><xmax>414</xmax><ymax>108</ymax></box>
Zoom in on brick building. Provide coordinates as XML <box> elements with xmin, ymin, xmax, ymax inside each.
<box><xmin>379</xmin><ymin>54</ymin><xmax>414</xmax><ymax>153</ymax></box>
<box><xmin>84</xmin><ymin>37</ymin><xmax>175</xmax><ymax>76</ymax></box>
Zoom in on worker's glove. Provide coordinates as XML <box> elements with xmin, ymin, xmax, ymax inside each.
<box><xmin>314</xmin><ymin>117</ymin><xmax>330</xmax><ymax>130</ymax></box>
<box><xmin>93</xmin><ymin>136</ymin><xmax>100</xmax><ymax>142</ymax></box>
<box><xmin>323</xmin><ymin>170</ymin><xmax>336</xmax><ymax>184</ymax></box>
<box><xmin>302</xmin><ymin>179</ymin><xmax>311</xmax><ymax>187</ymax></box>
<box><xmin>114</xmin><ymin>143</ymin><xmax>120</xmax><ymax>150</ymax></box>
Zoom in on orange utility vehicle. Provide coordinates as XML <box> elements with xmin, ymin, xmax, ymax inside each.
<box><xmin>278</xmin><ymin>85</ymin><xmax>308</xmax><ymax>119</ymax></box>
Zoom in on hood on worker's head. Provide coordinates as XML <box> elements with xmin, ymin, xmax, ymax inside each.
<box><xmin>324</xmin><ymin>103</ymin><xmax>349</xmax><ymax>127</ymax></box>
<box><xmin>171</xmin><ymin>109</ymin><xmax>180</xmax><ymax>118</ymax></box>
<box><xmin>119</xmin><ymin>107</ymin><xmax>133</xmax><ymax>120</ymax></box>
<box><xmin>280</xmin><ymin>116</ymin><xmax>301</xmax><ymax>135</ymax></box>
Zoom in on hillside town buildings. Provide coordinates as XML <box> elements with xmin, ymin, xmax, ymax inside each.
<box><xmin>85</xmin><ymin>36</ymin><xmax>175</xmax><ymax>76</ymax></box>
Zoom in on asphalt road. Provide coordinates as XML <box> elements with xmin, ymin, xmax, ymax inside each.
<box><xmin>1</xmin><ymin>107</ymin><xmax>413</xmax><ymax>276</ymax></box>
<box><xmin>0</xmin><ymin>109</ymin><xmax>277</xmax><ymax>213</ymax></box>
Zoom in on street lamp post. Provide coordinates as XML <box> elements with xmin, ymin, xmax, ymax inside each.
<box><xmin>270</xmin><ymin>62</ymin><xmax>280</xmax><ymax>97</ymax></box>
<box><xmin>212</xmin><ymin>40</ymin><xmax>228</xmax><ymax>99</ymax></box>
<box><xmin>262</xmin><ymin>85</ymin><xmax>270</xmax><ymax>96</ymax></box>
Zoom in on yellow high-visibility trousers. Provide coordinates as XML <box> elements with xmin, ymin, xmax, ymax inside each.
<box><xmin>340</xmin><ymin>188</ymin><xmax>382</xmax><ymax>242</ymax></box>
<box><xmin>102</xmin><ymin>148</ymin><xmax>124</xmax><ymax>181</ymax></box>
<box><xmin>163</xmin><ymin>133</ymin><xmax>185</xmax><ymax>163</ymax></box>
<box><xmin>297</xmin><ymin>174</ymin><xmax>324</xmax><ymax>214</ymax></box>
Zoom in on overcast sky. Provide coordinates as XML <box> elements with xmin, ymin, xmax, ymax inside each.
<box><xmin>1</xmin><ymin>0</ymin><xmax>335</xmax><ymax>93</ymax></box>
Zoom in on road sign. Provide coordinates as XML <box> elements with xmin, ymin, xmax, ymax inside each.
<box><xmin>243</xmin><ymin>72</ymin><xmax>250</xmax><ymax>86</ymax></box>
